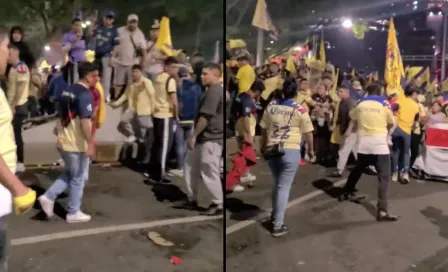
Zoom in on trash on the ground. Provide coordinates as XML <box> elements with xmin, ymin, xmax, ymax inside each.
<box><xmin>147</xmin><ymin>231</ymin><xmax>174</xmax><ymax>246</ymax></box>
<box><xmin>297</xmin><ymin>261</ymin><xmax>305</xmax><ymax>265</ymax></box>
<box><xmin>102</xmin><ymin>163</ymin><xmax>111</xmax><ymax>168</ymax></box>
<box><xmin>170</xmin><ymin>256</ymin><xmax>181</xmax><ymax>265</ymax></box>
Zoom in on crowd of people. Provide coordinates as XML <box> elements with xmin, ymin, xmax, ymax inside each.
<box><xmin>0</xmin><ymin>10</ymin><xmax>225</xmax><ymax>269</ymax></box>
<box><xmin>225</xmin><ymin>43</ymin><xmax>448</xmax><ymax>237</ymax></box>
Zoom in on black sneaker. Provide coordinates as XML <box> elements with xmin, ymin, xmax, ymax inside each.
<box><xmin>200</xmin><ymin>203</ymin><xmax>223</xmax><ymax>216</ymax></box>
<box><xmin>182</xmin><ymin>200</ymin><xmax>199</xmax><ymax>211</ymax></box>
<box><xmin>338</xmin><ymin>192</ymin><xmax>366</xmax><ymax>203</ymax></box>
<box><xmin>271</xmin><ymin>225</ymin><xmax>289</xmax><ymax>237</ymax></box>
<box><xmin>377</xmin><ymin>211</ymin><xmax>399</xmax><ymax>222</ymax></box>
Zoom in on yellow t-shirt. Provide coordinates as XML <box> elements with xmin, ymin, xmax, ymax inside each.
<box><xmin>236</xmin><ymin>64</ymin><xmax>255</xmax><ymax>93</ymax></box>
<box><xmin>413</xmin><ymin>103</ymin><xmax>427</xmax><ymax>135</ymax></box>
<box><xmin>153</xmin><ymin>73</ymin><xmax>177</xmax><ymax>118</ymax></box>
<box><xmin>396</xmin><ymin>97</ymin><xmax>419</xmax><ymax>134</ymax></box>
<box><xmin>350</xmin><ymin>96</ymin><xmax>395</xmax><ymax>136</ymax></box>
<box><xmin>261</xmin><ymin>76</ymin><xmax>283</xmax><ymax>101</ymax></box>
<box><xmin>7</xmin><ymin>62</ymin><xmax>30</xmax><ymax>107</ymax></box>
<box><xmin>260</xmin><ymin>99</ymin><xmax>314</xmax><ymax>149</ymax></box>
<box><xmin>56</xmin><ymin>83</ymin><xmax>93</xmax><ymax>152</ymax></box>
<box><xmin>113</xmin><ymin>77</ymin><xmax>155</xmax><ymax>116</ymax></box>
<box><xmin>0</xmin><ymin>89</ymin><xmax>17</xmax><ymax>172</ymax></box>
<box><xmin>296</xmin><ymin>90</ymin><xmax>312</xmax><ymax>111</ymax></box>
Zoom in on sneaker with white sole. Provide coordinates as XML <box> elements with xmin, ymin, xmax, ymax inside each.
<box><xmin>401</xmin><ymin>172</ymin><xmax>410</xmax><ymax>184</ymax></box>
<box><xmin>38</xmin><ymin>195</ymin><xmax>55</xmax><ymax>218</ymax></box>
<box><xmin>240</xmin><ymin>173</ymin><xmax>256</xmax><ymax>183</ymax></box>
<box><xmin>66</xmin><ymin>211</ymin><xmax>91</xmax><ymax>223</ymax></box>
<box><xmin>392</xmin><ymin>173</ymin><xmax>398</xmax><ymax>182</ymax></box>
<box><xmin>232</xmin><ymin>184</ymin><xmax>245</xmax><ymax>192</ymax></box>
<box><xmin>125</xmin><ymin>135</ymin><xmax>137</xmax><ymax>143</ymax></box>
<box><xmin>167</xmin><ymin>169</ymin><xmax>184</xmax><ymax>177</ymax></box>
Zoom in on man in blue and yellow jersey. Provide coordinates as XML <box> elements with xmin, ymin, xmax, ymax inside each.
<box><xmin>391</xmin><ymin>85</ymin><xmax>419</xmax><ymax>184</ymax></box>
<box><xmin>232</xmin><ymin>80</ymin><xmax>265</xmax><ymax>191</ymax></box>
<box><xmin>260</xmin><ymin>79</ymin><xmax>314</xmax><ymax>237</ymax></box>
<box><xmin>38</xmin><ymin>62</ymin><xmax>97</xmax><ymax>224</ymax></box>
<box><xmin>235</xmin><ymin>55</ymin><xmax>255</xmax><ymax>94</ymax></box>
<box><xmin>339</xmin><ymin>83</ymin><xmax>398</xmax><ymax>222</ymax></box>
<box><xmin>7</xmin><ymin>44</ymin><xmax>30</xmax><ymax>174</ymax></box>
<box><xmin>0</xmin><ymin>33</ymin><xmax>36</xmax><ymax>270</ymax></box>
<box><xmin>296</xmin><ymin>78</ymin><xmax>315</xmax><ymax>111</ymax></box>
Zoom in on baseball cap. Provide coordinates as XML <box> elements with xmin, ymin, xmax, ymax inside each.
<box><xmin>104</xmin><ymin>10</ymin><xmax>115</xmax><ymax>18</ymax></box>
<box><xmin>178</xmin><ymin>67</ymin><xmax>189</xmax><ymax>78</ymax></box>
<box><xmin>127</xmin><ymin>14</ymin><xmax>138</xmax><ymax>22</ymax></box>
<box><xmin>151</xmin><ymin>19</ymin><xmax>160</xmax><ymax>30</ymax></box>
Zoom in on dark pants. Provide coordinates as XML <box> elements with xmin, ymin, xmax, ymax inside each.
<box><xmin>343</xmin><ymin>153</ymin><xmax>391</xmax><ymax>212</ymax></box>
<box><xmin>27</xmin><ymin>96</ymin><xmax>39</xmax><ymax>118</ymax></box>
<box><xmin>13</xmin><ymin>105</ymin><xmax>27</xmax><ymax>163</ymax></box>
<box><xmin>410</xmin><ymin>132</ymin><xmax>423</xmax><ymax>169</ymax></box>
<box><xmin>0</xmin><ymin>216</ymin><xmax>7</xmax><ymax>272</ymax></box>
<box><xmin>148</xmin><ymin>117</ymin><xmax>174</xmax><ymax>181</ymax></box>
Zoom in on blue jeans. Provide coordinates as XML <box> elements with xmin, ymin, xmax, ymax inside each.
<box><xmin>45</xmin><ymin>149</ymin><xmax>90</xmax><ymax>215</ymax></box>
<box><xmin>175</xmin><ymin>124</ymin><xmax>193</xmax><ymax>169</ymax></box>
<box><xmin>268</xmin><ymin>149</ymin><xmax>301</xmax><ymax>229</ymax></box>
<box><xmin>391</xmin><ymin>126</ymin><xmax>411</xmax><ymax>174</ymax></box>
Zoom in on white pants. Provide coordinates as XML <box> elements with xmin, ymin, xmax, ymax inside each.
<box><xmin>184</xmin><ymin>141</ymin><xmax>223</xmax><ymax>207</ymax></box>
<box><xmin>337</xmin><ymin>132</ymin><xmax>358</xmax><ymax>174</ymax></box>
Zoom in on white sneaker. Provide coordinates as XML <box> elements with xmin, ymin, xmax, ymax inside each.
<box><xmin>66</xmin><ymin>211</ymin><xmax>91</xmax><ymax>223</ymax></box>
<box><xmin>167</xmin><ymin>169</ymin><xmax>184</xmax><ymax>177</ymax></box>
<box><xmin>392</xmin><ymin>173</ymin><xmax>398</xmax><ymax>182</ymax></box>
<box><xmin>401</xmin><ymin>172</ymin><xmax>410</xmax><ymax>183</ymax></box>
<box><xmin>125</xmin><ymin>135</ymin><xmax>137</xmax><ymax>143</ymax></box>
<box><xmin>16</xmin><ymin>163</ymin><xmax>25</xmax><ymax>173</ymax></box>
<box><xmin>232</xmin><ymin>184</ymin><xmax>245</xmax><ymax>192</ymax></box>
<box><xmin>38</xmin><ymin>195</ymin><xmax>55</xmax><ymax>218</ymax></box>
<box><xmin>240</xmin><ymin>173</ymin><xmax>256</xmax><ymax>183</ymax></box>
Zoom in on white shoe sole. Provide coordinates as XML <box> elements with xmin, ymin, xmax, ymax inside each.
<box><xmin>66</xmin><ymin>217</ymin><xmax>91</xmax><ymax>223</ymax></box>
<box><xmin>38</xmin><ymin>197</ymin><xmax>54</xmax><ymax>218</ymax></box>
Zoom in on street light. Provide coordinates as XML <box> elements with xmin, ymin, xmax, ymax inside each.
<box><xmin>342</xmin><ymin>18</ymin><xmax>353</xmax><ymax>28</ymax></box>
<box><xmin>82</xmin><ymin>23</ymin><xmax>87</xmax><ymax>28</ymax></box>
<box><xmin>44</xmin><ymin>45</ymin><xmax>50</xmax><ymax>51</ymax></box>
<box><xmin>293</xmin><ymin>46</ymin><xmax>302</xmax><ymax>51</ymax></box>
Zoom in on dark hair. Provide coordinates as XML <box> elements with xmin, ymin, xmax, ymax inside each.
<box><xmin>193</xmin><ymin>52</ymin><xmax>203</xmax><ymax>57</ymax></box>
<box><xmin>236</xmin><ymin>55</ymin><xmax>249</xmax><ymax>62</ymax></box>
<box><xmin>78</xmin><ymin>62</ymin><xmax>98</xmax><ymax>79</ymax></box>
<box><xmin>251</xmin><ymin>80</ymin><xmax>265</xmax><ymax>93</ymax></box>
<box><xmin>298</xmin><ymin>78</ymin><xmax>308</xmax><ymax>83</ymax></box>
<box><xmin>432</xmin><ymin>101</ymin><xmax>442</xmax><ymax>108</ymax></box>
<box><xmin>203</xmin><ymin>62</ymin><xmax>222</xmax><ymax>77</ymax></box>
<box><xmin>72</xmin><ymin>18</ymin><xmax>82</xmax><ymax>24</ymax></box>
<box><xmin>404</xmin><ymin>84</ymin><xmax>419</xmax><ymax>97</ymax></box>
<box><xmin>10</xmin><ymin>26</ymin><xmax>23</xmax><ymax>35</ymax></box>
<box><xmin>164</xmin><ymin>56</ymin><xmax>179</xmax><ymax>66</ymax></box>
<box><xmin>282</xmin><ymin>79</ymin><xmax>297</xmax><ymax>100</ymax></box>
<box><xmin>132</xmin><ymin>64</ymin><xmax>142</xmax><ymax>71</ymax></box>
<box><xmin>322</xmin><ymin>75</ymin><xmax>332</xmax><ymax>81</ymax></box>
<box><xmin>8</xmin><ymin>44</ymin><xmax>19</xmax><ymax>51</ymax></box>
<box><xmin>365</xmin><ymin>83</ymin><xmax>382</xmax><ymax>96</ymax></box>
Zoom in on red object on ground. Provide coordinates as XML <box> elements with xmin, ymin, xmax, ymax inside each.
<box><xmin>299</xmin><ymin>160</ymin><xmax>307</xmax><ymax>166</ymax></box>
<box><xmin>225</xmin><ymin>142</ymin><xmax>257</xmax><ymax>190</ymax></box>
<box><xmin>170</xmin><ymin>256</ymin><xmax>181</xmax><ymax>265</ymax></box>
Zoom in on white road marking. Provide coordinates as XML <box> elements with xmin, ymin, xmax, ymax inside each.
<box><xmin>226</xmin><ymin>179</ymin><xmax>347</xmax><ymax>235</ymax></box>
<box><xmin>11</xmin><ymin>215</ymin><xmax>222</xmax><ymax>246</ymax></box>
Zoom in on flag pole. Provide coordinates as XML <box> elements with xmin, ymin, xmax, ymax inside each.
<box><xmin>442</xmin><ymin>12</ymin><xmax>447</xmax><ymax>80</ymax></box>
<box><xmin>214</xmin><ymin>40</ymin><xmax>220</xmax><ymax>63</ymax></box>
<box><xmin>256</xmin><ymin>28</ymin><xmax>264</xmax><ymax>66</ymax></box>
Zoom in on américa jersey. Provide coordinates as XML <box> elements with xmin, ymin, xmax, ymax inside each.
<box><xmin>234</xmin><ymin>92</ymin><xmax>257</xmax><ymax>137</ymax></box>
<box><xmin>0</xmin><ymin>89</ymin><xmax>15</xmax><ymax>217</ymax></box>
<box><xmin>7</xmin><ymin>61</ymin><xmax>30</xmax><ymax>108</ymax></box>
<box><xmin>56</xmin><ymin>83</ymin><xmax>93</xmax><ymax>152</ymax></box>
<box><xmin>260</xmin><ymin>99</ymin><xmax>314</xmax><ymax>149</ymax></box>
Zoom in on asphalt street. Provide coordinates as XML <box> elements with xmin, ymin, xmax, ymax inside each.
<box><xmin>226</xmin><ymin>160</ymin><xmax>448</xmax><ymax>272</ymax></box>
<box><xmin>6</xmin><ymin>166</ymin><xmax>223</xmax><ymax>272</ymax></box>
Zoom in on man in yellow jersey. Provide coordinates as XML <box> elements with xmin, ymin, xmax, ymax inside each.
<box><xmin>296</xmin><ymin>78</ymin><xmax>315</xmax><ymax>111</ymax></box>
<box><xmin>0</xmin><ymin>33</ymin><xmax>36</xmax><ymax>271</ymax></box>
<box><xmin>112</xmin><ymin>64</ymin><xmax>155</xmax><ymax>144</ymax></box>
<box><xmin>7</xmin><ymin>44</ymin><xmax>30</xmax><ymax>174</ymax></box>
<box><xmin>145</xmin><ymin>56</ymin><xmax>179</xmax><ymax>183</ymax></box>
<box><xmin>339</xmin><ymin>83</ymin><xmax>398</xmax><ymax>222</ymax></box>
<box><xmin>260</xmin><ymin>79</ymin><xmax>314</xmax><ymax>237</ymax></box>
<box><xmin>38</xmin><ymin>62</ymin><xmax>97</xmax><ymax>223</ymax></box>
<box><xmin>232</xmin><ymin>80</ymin><xmax>265</xmax><ymax>192</ymax></box>
<box><xmin>235</xmin><ymin>55</ymin><xmax>255</xmax><ymax>93</ymax></box>
<box><xmin>391</xmin><ymin>85</ymin><xmax>420</xmax><ymax>183</ymax></box>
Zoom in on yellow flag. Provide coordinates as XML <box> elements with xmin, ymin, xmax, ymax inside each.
<box><xmin>319</xmin><ymin>34</ymin><xmax>326</xmax><ymax>65</ymax></box>
<box><xmin>384</xmin><ymin>18</ymin><xmax>405</xmax><ymax>96</ymax></box>
<box><xmin>156</xmin><ymin>17</ymin><xmax>173</xmax><ymax>56</ymax></box>
<box><xmin>261</xmin><ymin>76</ymin><xmax>282</xmax><ymax>100</ymax></box>
<box><xmin>330</xmin><ymin>68</ymin><xmax>339</xmax><ymax>103</ymax></box>
<box><xmin>422</xmin><ymin>67</ymin><xmax>430</xmax><ymax>84</ymax></box>
<box><xmin>374</xmin><ymin>71</ymin><xmax>379</xmax><ymax>81</ymax></box>
<box><xmin>252</xmin><ymin>0</ymin><xmax>272</xmax><ymax>31</ymax></box>
<box><xmin>285</xmin><ymin>55</ymin><xmax>297</xmax><ymax>74</ymax></box>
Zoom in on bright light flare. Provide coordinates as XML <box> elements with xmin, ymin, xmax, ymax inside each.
<box><xmin>342</xmin><ymin>19</ymin><xmax>353</xmax><ymax>28</ymax></box>
<box><xmin>44</xmin><ymin>45</ymin><xmax>50</xmax><ymax>51</ymax></box>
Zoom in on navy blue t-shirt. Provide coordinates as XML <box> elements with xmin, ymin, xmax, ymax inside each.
<box><xmin>234</xmin><ymin>92</ymin><xmax>257</xmax><ymax>119</ymax></box>
<box><xmin>94</xmin><ymin>26</ymin><xmax>119</xmax><ymax>57</ymax></box>
<box><xmin>59</xmin><ymin>83</ymin><xmax>92</xmax><ymax>127</ymax></box>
